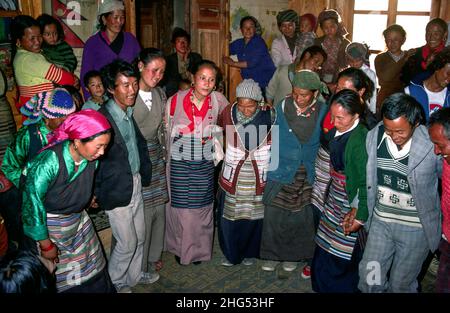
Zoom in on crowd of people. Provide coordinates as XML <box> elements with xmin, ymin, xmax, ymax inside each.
<box><xmin>0</xmin><ymin>0</ymin><xmax>449</xmax><ymax>294</ymax></box>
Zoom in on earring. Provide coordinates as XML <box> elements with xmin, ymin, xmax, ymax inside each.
<box><xmin>212</xmin><ymin>86</ymin><xmax>216</xmax><ymax>91</ymax></box>
<box><xmin>191</xmin><ymin>82</ymin><xmax>195</xmax><ymax>87</ymax></box>
<box><xmin>74</xmin><ymin>144</ymin><xmax>78</xmax><ymax>150</ymax></box>
<box><xmin>139</xmin><ymin>67</ymin><xmax>143</xmax><ymax>72</ymax></box>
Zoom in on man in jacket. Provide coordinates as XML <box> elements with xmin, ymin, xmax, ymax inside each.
<box><xmin>358</xmin><ymin>93</ymin><xmax>442</xmax><ymax>292</ymax></box>
<box><xmin>95</xmin><ymin>60</ymin><xmax>153</xmax><ymax>293</ymax></box>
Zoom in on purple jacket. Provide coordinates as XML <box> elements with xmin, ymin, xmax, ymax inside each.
<box><xmin>80</xmin><ymin>31</ymin><xmax>141</xmax><ymax>99</ymax></box>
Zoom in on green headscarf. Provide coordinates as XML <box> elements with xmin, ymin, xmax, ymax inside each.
<box><xmin>291</xmin><ymin>70</ymin><xmax>329</xmax><ymax>95</ymax></box>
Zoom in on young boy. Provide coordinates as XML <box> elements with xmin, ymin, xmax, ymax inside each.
<box><xmin>82</xmin><ymin>70</ymin><xmax>107</xmax><ymax>111</ymax></box>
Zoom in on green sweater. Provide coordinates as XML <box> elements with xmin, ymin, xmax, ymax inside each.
<box><xmin>1</xmin><ymin>120</ymin><xmax>51</xmax><ymax>188</ymax></box>
<box><xmin>344</xmin><ymin>123</ymin><xmax>369</xmax><ymax>221</ymax></box>
<box><xmin>41</xmin><ymin>41</ymin><xmax>77</xmax><ymax>73</ymax></box>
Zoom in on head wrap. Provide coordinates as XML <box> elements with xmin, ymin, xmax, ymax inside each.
<box><xmin>300</xmin><ymin>13</ymin><xmax>318</xmax><ymax>32</ymax></box>
<box><xmin>20</xmin><ymin>88</ymin><xmax>76</xmax><ymax>126</ymax></box>
<box><xmin>98</xmin><ymin>0</ymin><xmax>124</xmax><ymax>17</ymax></box>
<box><xmin>45</xmin><ymin>109</ymin><xmax>111</xmax><ymax>149</ymax></box>
<box><xmin>276</xmin><ymin>9</ymin><xmax>300</xmax><ymax>34</ymax></box>
<box><xmin>346</xmin><ymin>42</ymin><xmax>370</xmax><ymax>64</ymax></box>
<box><xmin>236</xmin><ymin>79</ymin><xmax>263</xmax><ymax>102</ymax></box>
<box><xmin>291</xmin><ymin>70</ymin><xmax>329</xmax><ymax>95</ymax></box>
<box><xmin>317</xmin><ymin>9</ymin><xmax>348</xmax><ymax>38</ymax></box>
<box><xmin>240</xmin><ymin>16</ymin><xmax>262</xmax><ymax>36</ymax></box>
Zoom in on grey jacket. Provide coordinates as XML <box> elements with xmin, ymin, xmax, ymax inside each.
<box><xmin>365</xmin><ymin>122</ymin><xmax>442</xmax><ymax>252</ymax></box>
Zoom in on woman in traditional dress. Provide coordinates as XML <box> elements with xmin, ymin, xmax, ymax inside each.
<box><xmin>133</xmin><ymin>48</ymin><xmax>168</xmax><ymax>276</ymax></box>
<box><xmin>165</xmin><ymin>61</ymin><xmax>228</xmax><ymax>265</ymax></box>
<box><xmin>1</xmin><ymin>88</ymin><xmax>76</xmax><ymax>248</ymax></box>
<box><xmin>217</xmin><ymin>79</ymin><xmax>276</xmax><ymax>266</ymax></box>
<box><xmin>21</xmin><ymin>109</ymin><xmax>115</xmax><ymax>293</ymax></box>
<box><xmin>311</xmin><ymin>89</ymin><xmax>368</xmax><ymax>293</ymax></box>
<box><xmin>260</xmin><ymin>70</ymin><xmax>329</xmax><ymax>273</ymax></box>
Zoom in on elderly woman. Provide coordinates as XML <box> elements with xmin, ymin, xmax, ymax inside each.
<box><xmin>162</xmin><ymin>28</ymin><xmax>203</xmax><ymax>98</ymax></box>
<box><xmin>22</xmin><ymin>109</ymin><xmax>115</xmax><ymax>293</ymax></box>
<box><xmin>217</xmin><ymin>79</ymin><xmax>276</xmax><ymax>266</ymax></box>
<box><xmin>223</xmin><ymin>16</ymin><xmax>275</xmax><ymax>93</ymax></box>
<box><xmin>80</xmin><ymin>0</ymin><xmax>140</xmax><ymax>99</ymax></box>
<box><xmin>271</xmin><ymin>9</ymin><xmax>301</xmax><ymax>67</ymax></box>
<box><xmin>165</xmin><ymin>61</ymin><xmax>228</xmax><ymax>265</ymax></box>
<box><xmin>311</xmin><ymin>89</ymin><xmax>368</xmax><ymax>293</ymax></box>
<box><xmin>260</xmin><ymin>70</ymin><xmax>329</xmax><ymax>273</ymax></box>
<box><xmin>11</xmin><ymin>15</ymin><xmax>75</xmax><ymax>112</ymax></box>
<box><xmin>266</xmin><ymin>45</ymin><xmax>327</xmax><ymax>106</ymax></box>
<box><xmin>133</xmin><ymin>48</ymin><xmax>168</xmax><ymax>278</ymax></box>
<box><xmin>314</xmin><ymin>9</ymin><xmax>350</xmax><ymax>87</ymax></box>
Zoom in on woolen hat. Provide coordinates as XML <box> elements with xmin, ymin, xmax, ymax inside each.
<box><xmin>98</xmin><ymin>0</ymin><xmax>124</xmax><ymax>17</ymax></box>
<box><xmin>236</xmin><ymin>79</ymin><xmax>263</xmax><ymax>102</ymax></box>
<box><xmin>21</xmin><ymin>88</ymin><xmax>76</xmax><ymax>125</ymax></box>
<box><xmin>291</xmin><ymin>70</ymin><xmax>329</xmax><ymax>94</ymax></box>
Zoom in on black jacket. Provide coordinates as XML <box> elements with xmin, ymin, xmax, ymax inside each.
<box><xmin>95</xmin><ymin>106</ymin><xmax>152</xmax><ymax>211</ymax></box>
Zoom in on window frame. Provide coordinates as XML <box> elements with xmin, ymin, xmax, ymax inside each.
<box><xmin>349</xmin><ymin>0</ymin><xmax>433</xmax><ymax>55</ymax></box>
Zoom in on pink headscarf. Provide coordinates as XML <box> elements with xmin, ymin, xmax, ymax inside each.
<box><xmin>45</xmin><ymin>109</ymin><xmax>111</xmax><ymax>149</ymax></box>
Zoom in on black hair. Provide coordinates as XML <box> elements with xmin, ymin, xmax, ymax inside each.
<box><xmin>240</xmin><ymin>16</ymin><xmax>258</xmax><ymax>29</ymax></box>
<box><xmin>382</xmin><ymin>24</ymin><xmax>406</xmax><ymax>39</ymax></box>
<box><xmin>10</xmin><ymin>15</ymin><xmax>40</xmax><ymax>58</ymax></box>
<box><xmin>381</xmin><ymin>93</ymin><xmax>424</xmax><ymax>126</ymax></box>
<box><xmin>83</xmin><ymin>70</ymin><xmax>102</xmax><ymax>88</ymax></box>
<box><xmin>0</xmin><ymin>250</ymin><xmax>56</xmax><ymax>293</ymax></box>
<box><xmin>337</xmin><ymin>67</ymin><xmax>375</xmax><ymax>102</ymax></box>
<box><xmin>36</xmin><ymin>13</ymin><xmax>65</xmax><ymax>42</ymax></box>
<box><xmin>134</xmin><ymin>47</ymin><xmax>165</xmax><ymax>77</ymax></box>
<box><xmin>330</xmin><ymin>89</ymin><xmax>365</xmax><ymax>117</ymax></box>
<box><xmin>80</xmin><ymin>129</ymin><xmax>112</xmax><ymax>143</ymax></box>
<box><xmin>171</xmin><ymin>27</ymin><xmax>190</xmax><ymax>44</ymax></box>
<box><xmin>426</xmin><ymin>18</ymin><xmax>448</xmax><ymax>34</ymax></box>
<box><xmin>429</xmin><ymin>107</ymin><xmax>450</xmax><ymax>140</ymax></box>
<box><xmin>299</xmin><ymin>45</ymin><xmax>327</xmax><ymax>63</ymax></box>
<box><xmin>100</xmin><ymin>59</ymin><xmax>138</xmax><ymax>94</ymax></box>
<box><xmin>426</xmin><ymin>47</ymin><xmax>450</xmax><ymax>74</ymax></box>
<box><xmin>136</xmin><ymin>47</ymin><xmax>164</xmax><ymax>66</ymax></box>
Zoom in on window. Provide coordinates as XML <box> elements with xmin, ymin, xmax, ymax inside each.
<box><xmin>352</xmin><ymin>0</ymin><xmax>432</xmax><ymax>50</ymax></box>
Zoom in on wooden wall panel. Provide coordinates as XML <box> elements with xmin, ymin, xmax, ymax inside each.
<box><xmin>198</xmin><ymin>29</ymin><xmax>220</xmax><ymax>65</ymax></box>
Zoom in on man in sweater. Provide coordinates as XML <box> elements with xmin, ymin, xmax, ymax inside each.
<box><xmin>358</xmin><ymin>93</ymin><xmax>442</xmax><ymax>293</ymax></box>
<box><xmin>428</xmin><ymin>107</ymin><xmax>450</xmax><ymax>293</ymax></box>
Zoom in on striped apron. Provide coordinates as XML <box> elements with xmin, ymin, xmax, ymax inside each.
<box><xmin>141</xmin><ymin>141</ymin><xmax>168</xmax><ymax>207</ymax></box>
<box><xmin>315</xmin><ymin>168</ymin><xmax>357</xmax><ymax>260</ymax></box>
<box><xmin>311</xmin><ymin>146</ymin><xmax>331</xmax><ymax>212</ymax></box>
<box><xmin>47</xmin><ymin>210</ymin><xmax>106</xmax><ymax>292</ymax></box>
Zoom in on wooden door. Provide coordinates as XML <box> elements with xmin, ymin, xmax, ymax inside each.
<box><xmin>190</xmin><ymin>0</ymin><xmax>229</xmax><ymax>95</ymax></box>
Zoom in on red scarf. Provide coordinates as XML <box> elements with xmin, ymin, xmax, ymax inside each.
<box><xmin>170</xmin><ymin>88</ymin><xmax>212</xmax><ymax>134</ymax></box>
<box><xmin>421</xmin><ymin>41</ymin><xmax>445</xmax><ymax>69</ymax></box>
